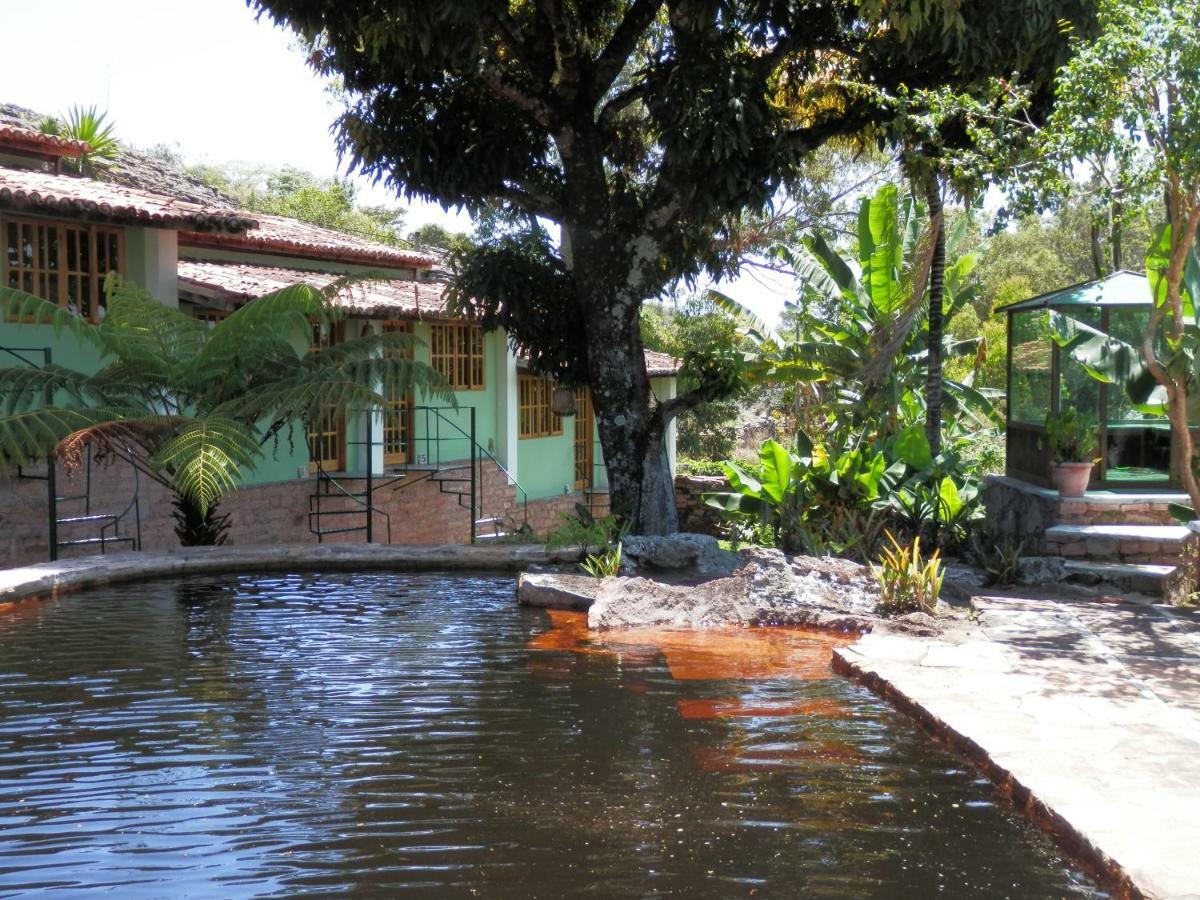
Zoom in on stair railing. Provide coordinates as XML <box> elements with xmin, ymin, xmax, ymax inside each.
<box><xmin>309</xmin><ymin>450</ymin><xmax>393</xmax><ymax>544</ymax></box>
<box><xmin>408</xmin><ymin>406</ymin><xmax>530</xmax><ymax>542</ymax></box>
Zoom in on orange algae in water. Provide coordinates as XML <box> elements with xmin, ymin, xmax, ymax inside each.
<box><xmin>529</xmin><ymin>610</ymin><xmax>852</xmax><ymax>681</ymax></box>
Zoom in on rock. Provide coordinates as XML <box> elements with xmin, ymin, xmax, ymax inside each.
<box><xmin>1017</xmin><ymin>556</ymin><xmax>1068</xmax><ymax>585</ymax></box>
<box><xmin>517</xmin><ymin>573</ymin><xmax>599</xmax><ymax>610</ymax></box>
<box><xmin>941</xmin><ymin>562</ymin><xmax>989</xmax><ymax>604</ymax></box>
<box><xmin>587</xmin><ymin>546</ymin><xmax>878</xmax><ymax>632</ymax></box>
<box><xmin>622</xmin><ymin>532</ymin><xmax>738</xmax><ymax>576</ymax></box>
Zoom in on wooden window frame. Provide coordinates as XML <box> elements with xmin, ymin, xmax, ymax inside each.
<box><xmin>307</xmin><ymin>320</ymin><xmax>346</xmax><ymax>473</ymax></box>
<box><xmin>518</xmin><ymin>374</ymin><xmax>564</xmax><ymax>439</ymax></box>
<box><xmin>2</xmin><ymin>215</ymin><xmax>123</xmax><ymax>323</ymax></box>
<box><xmin>381</xmin><ymin>320</ymin><xmax>414</xmax><ymax>466</ymax></box>
<box><xmin>429</xmin><ymin>322</ymin><xmax>485</xmax><ymax>391</ymax></box>
<box><xmin>191</xmin><ymin>306</ymin><xmax>230</xmax><ymax>328</ymax></box>
<box><xmin>573</xmin><ymin>387</ymin><xmax>594</xmax><ymax>488</ymax></box>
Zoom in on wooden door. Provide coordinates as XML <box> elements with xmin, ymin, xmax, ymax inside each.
<box><xmin>573</xmin><ymin>388</ymin><xmax>594</xmax><ymax>489</ymax></box>
<box><xmin>307</xmin><ymin>321</ymin><xmax>345</xmax><ymax>473</ymax></box>
<box><xmin>382</xmin><ymin>320</ymin><xmax>413</xmax><ymax>466</ymax></box>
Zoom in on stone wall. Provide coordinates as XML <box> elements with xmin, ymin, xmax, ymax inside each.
<box><xmin>0</xmin><ymin>456</ymin><xmax>588</xmax><ymax>568</ymax></box>
<box><xmin>675</xmin><ymin>474</ymin><xmax>728</xmax><ymax>537</ymax></box>
<box><xmin>983</xmin><ymin>474</ymin><xmax>1183</xmax><ymax>552</ymax></box>
<box><xmin>982</xmin><ymin>476</ymin><xmax>1060</xmax><ymax>553</ymax></box>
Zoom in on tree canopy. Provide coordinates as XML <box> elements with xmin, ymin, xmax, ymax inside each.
<box><xmin>252</xmin><ymin>0</ymin><xmax>1098</xmax><ymax>532</ymax></box>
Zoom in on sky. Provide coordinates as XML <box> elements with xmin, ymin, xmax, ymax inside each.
<box><xmin>0</xmin><ymin>0</ymin><xmax>795</xmax><ymax>325</ymax></box>
<box><xmin>0</xmin><ymin>0</ymin><xmax>470</xmax><ymax>233</ymax></box>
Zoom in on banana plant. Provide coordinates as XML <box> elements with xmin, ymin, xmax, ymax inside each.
<box><xmin>715</xmin><ymin>182</ymin><xmax>999</xmax><ymax>438</ymax></box>
<box><xmin>0</xmin><ymin>276</ymin><xmax>452</xmax><ymax>545</ymax></box>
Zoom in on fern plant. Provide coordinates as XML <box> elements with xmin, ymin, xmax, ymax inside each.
<box><xmin>0</xmin><ymin>276</ymin><xmax>451</xmax><ymax>545</ymax></box>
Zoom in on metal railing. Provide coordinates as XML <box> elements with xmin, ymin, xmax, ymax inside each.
<box><xmin>2</xmin><ymin>344</ymin><xmax>142</xmax><ymax>560</ymax></box>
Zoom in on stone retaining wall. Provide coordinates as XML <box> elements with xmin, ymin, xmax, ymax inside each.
<box><xmin>675</xmin><ymin>474</ymin><xmax>728</xmax><ymax>537</ymax></box>
<box><xmin>983</xmin><ymin>474</ymin><xmax>1183</xmax><ymax>552</ymax></box>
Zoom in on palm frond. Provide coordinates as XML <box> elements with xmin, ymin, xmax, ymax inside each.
<box><xmin>0</xmin><ymin>406</ymin><xmax>139</xmax><ymax>468</ymax></box>
<box><xmin>0</xmin><ymin>365</ymin><xmax>101</xmax><ymax>414</ymax></box>
<box><xmin>97</xmin><ymin>277</ymin><xmax>206</xmax><ymax>379</ymax></box>
<box><xmin>706</xmin><ymin>289</ymin><xmax>778</xmax><ymax>346</ymax></box>
<box><xmin>153</xmin><ymin>418</ymin><xmax>264</xmax><ymax>515</ymax></box>
<box><xmin>0</xmin><ymin>286</ymin><xmax>98</xmax><ymax>341</ymax></box>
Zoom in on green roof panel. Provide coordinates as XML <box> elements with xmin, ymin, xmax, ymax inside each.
<box><xmin>996</xmin><ymin>270</ymin><xmax>1150</xmax><ymax>314</ymax></box>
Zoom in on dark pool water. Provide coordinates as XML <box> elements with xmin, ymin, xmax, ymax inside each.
<box><xmin>0</xmin><ymin>573</ymin><xmax>1101</xmax><ymax>898</ymax></box>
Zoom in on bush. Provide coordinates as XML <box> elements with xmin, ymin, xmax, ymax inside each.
<box><xmin>874</xmin><ymin>533</ymin><xmax>943</xmax><ymax>616</ymax></box>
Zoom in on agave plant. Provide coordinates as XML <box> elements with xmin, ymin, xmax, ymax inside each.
<box><xmin>0</xmin><ymin>276</ymin><xmax>451</xmax><ymax>545</ymax></box>
<box><xmin>40</xmin><ymin>106</ymin><xmax>120</xmax><ymax>170</ymax></box>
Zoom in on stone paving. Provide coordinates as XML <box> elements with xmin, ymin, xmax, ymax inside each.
<box><xmin>834</xmin><ymin>591</ymin><xmax>1200</xmax><ymax>900</ymax></box>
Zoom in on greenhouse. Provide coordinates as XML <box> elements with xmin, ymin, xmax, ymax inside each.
<box><xmin>999</xmin><ymin>270</ymin><xmax>1171</xmax><ymax>489</ymax></box>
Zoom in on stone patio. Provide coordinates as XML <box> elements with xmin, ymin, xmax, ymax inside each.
<box><xmin>834</xmin><ymin>591</ymin><xmax>1200</xmax><ymax>900</ymax></box>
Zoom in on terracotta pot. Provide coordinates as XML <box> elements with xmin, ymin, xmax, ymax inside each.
<box><xmin>1051</xmin><ymin>461</ymin><xmax>1094</xmax><ymax>498</ymax></box>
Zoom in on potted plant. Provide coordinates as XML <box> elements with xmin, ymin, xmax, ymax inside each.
<box><xmin>1043</xmin><ymin>408</ymin><xmax>1098</xmax><ymax>497</ymax></box>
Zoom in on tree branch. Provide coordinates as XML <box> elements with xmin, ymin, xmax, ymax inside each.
<box><xmin>591</xmin><ymin>0</ymin><xmax>662</xmax><ymax>103</ymax></box>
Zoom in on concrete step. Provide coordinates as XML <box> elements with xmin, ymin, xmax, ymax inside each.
<box><xmin>1045</xmin><ymin>523</ymin><xmax>1190</xmax><ymax>565</ymax></box>
<box><xmin>1063</xmin><ymin>560</ymin><xmax>1176</xmax><ymax>594</ymax></box>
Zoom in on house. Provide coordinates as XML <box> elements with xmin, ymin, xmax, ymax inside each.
<box><xmin>0</xmin><ymin>121</ymin><xmax>679</xmax><ymax>566</ymax></box>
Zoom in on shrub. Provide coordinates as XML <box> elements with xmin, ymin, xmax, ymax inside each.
<box><xmin>580</xmin><ymin>542</ymin><xmax>623</xmax><ymax>579</ymax></box>
<box><xmin>874</xmin><ymin>532</ymin><xmax>943</xmax><ymax>616</ymax></box>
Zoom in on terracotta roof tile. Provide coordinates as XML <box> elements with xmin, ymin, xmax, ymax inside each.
<box><xmin>179</xmin><ymin>212</ymin><xmax>439</xmax><ymax>269</ymax></box>
<box><xmin>177</xmin><ymin>258</ymin><xmax>448</xmax><ymax>319</ymax></box>
<box><xmin>0</xmin><ymin>166</ymin><xmax>255</xmax><ymax>232</ymax></box>
<box><xmin>517</xmin><ymin>348</ymin><xmax>682</xmax><ymax>378</ymax></box>
<box><xmin>0</xmin><ymin>123</ymin><xmax>90</xmax><ymax>158</ymax></box>
<box><xmin>644</xmin><ymin>349</ymin><xmax>683</xmax><ymax>376</ymax></box>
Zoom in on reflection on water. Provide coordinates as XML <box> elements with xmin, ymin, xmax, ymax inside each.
<box><xmin>0</xmin><ymin>573</ymin><xmax>1100</xmax><ymax>898</ymax></box>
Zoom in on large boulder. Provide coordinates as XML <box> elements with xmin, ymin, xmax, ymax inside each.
<box><xmin>517</xmin><ymin>573</ymin><xmax>598</xmax><ymax>610</ymax></box>
<box><xmin>588</xmin><ymin>548</ymin><xmax>876</xmax><ymax>632</ymax></box>
<box><xmin>622</xmin><ymin>532</ymin><xmax>737</xmax><ymax>576</ymax></box>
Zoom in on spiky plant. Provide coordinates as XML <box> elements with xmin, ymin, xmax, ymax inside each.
<box><xmin>0</xmin><ymin>276</ymin><xmax>451</xmax><ymax>545</ymax></box>
<box><xmin>40</xmin><ymin>106</ymin><xmax>119</xmax><ymax>171</ymax></box>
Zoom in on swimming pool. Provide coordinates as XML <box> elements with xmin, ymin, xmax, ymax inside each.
<box><xmin>0</xmin><ymin>572</ymin><xmax>1099</xmax><ymax>897</ymax></box>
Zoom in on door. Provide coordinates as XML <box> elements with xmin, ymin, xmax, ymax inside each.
<box><xmin>307</xmin><ymin>321</ymin><xmax>345</xmax><ymax>473</ymax></box>
<box><xmin>573</xmin><ymin>387</ymin><xmax>594</xmax><ymax>489</ymax></box>
<box><xmin>382</xmin><ymin>320</ymin><xmax>413</xmax><ymax>466</ymax></box>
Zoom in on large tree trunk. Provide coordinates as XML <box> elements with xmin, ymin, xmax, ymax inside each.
<box><xmin>923</xmin><ymin>177</ymin><xmax>946</xmax><ymax>457</ymax></box>
<box><xmin>582</xmin><ymin>296</ymin><xmax>678</xmax><ymax>535</ymax></box>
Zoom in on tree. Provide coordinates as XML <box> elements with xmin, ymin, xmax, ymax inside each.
<box><xmin>253</xmin><ymin>0</ymin><xmax>1095</xmax><ymax>533</ymax></box>
<box><xmin>191</xmin><ymin>164</ymin><xmax>408</xmax><ymax>246</ymax></box>
<box><xmin>0</xmin><ymin>279</ymin><xmax>449</xmax><ymax>545</ymax></box>
<box><xmin>1045</xmin><ymin>0</ymin><xmax>1200</xmax><ymax>509</ymax></box>
<box><xmin>408</xmin><ymin>223</ymin><xmax>473</xmax><ymax>256</ymax></box>
<box><xmin>752</xmin><ymin>184</ymin><xmax>993</xmax><ymax>436</ymax></box>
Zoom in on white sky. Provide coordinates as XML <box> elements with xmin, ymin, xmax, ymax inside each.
<box><xmin>0</xmin><ymin>0</ymin><xmax>470</xmax><ymax>233</ymax></box>
<box><xmin>0</xmin><ymin>0</ymin><xmax>797</xmax><ymax>324</ymax></box>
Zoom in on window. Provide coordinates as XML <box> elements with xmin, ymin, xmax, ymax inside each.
<box><xmin>191</xmin><ymin>307</ymin><xmax>230</xmax><ymax>328</ymax></box>
<box><xmin>2</xmin><ymin>216</ymin><xmax>122</xmax><ymax>322</ymax></box>
<box><xmin>381</xmin><ymin>320</ymin><xmax>412</xmax><ymax>465</ymax></box>
<box><xmin>307</xmin><ymin>320</ymin><xmax>345</xmax><ymax>473</ymax></box>
<box><xmin>429</xmin><ymin>322</ymin><xmax>485</xmax><ymax>390</ymax></box>
<box><xmin>519</xmin><ymin>374</ymin><xmax>563</xmax><ymax>439</ymax></box>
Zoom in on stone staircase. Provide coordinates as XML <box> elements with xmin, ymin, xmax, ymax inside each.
<box><xmin>1045</xmin><ymin>523</ymin><xmax>1193</xmax><ymax>596</ymax></box>
<box><xmin>985</xmin><ymin>476</ymin><xmax>1196</xmax><ymax>598</ymax></box>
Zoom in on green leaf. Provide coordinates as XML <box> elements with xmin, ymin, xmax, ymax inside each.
<box><xmin>937</xmin><ymin>476</ymin><xmax>963</xmax><ymax>520</ymax></box>
<box><xmin>757</xmin><ymin>438</ymin><xmax>793</xmax><ymax>503</ymax></box>
<box><xmin>1168</xmin><ymin>502</ymin><xmax>1196</xmax><ymax>524</ymax></box>
<box><xmin>892</xmin><ymin>424</ymin><xmax>933</xmax><ymax>470</ymax></box>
